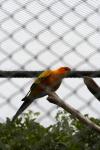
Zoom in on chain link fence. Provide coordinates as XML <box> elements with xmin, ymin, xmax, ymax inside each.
<box><xmin>0</xmin><ymin>0</ymin><xmax>100</xmax><ymax>126</ymax></box>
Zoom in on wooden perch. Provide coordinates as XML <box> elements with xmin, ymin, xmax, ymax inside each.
<box><xmin>84</xmin><ymin>76</ymin><xmax>100</xmax><ymax>101</ymax></box>
<box><xmin>46</xmin><ymin>92</ymin><xmax>100</xmax><ymax>133</ymax></box>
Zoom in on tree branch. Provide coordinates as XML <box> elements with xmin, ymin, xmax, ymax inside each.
<box><xmin>84</xmin><ymin>76</ymin><xmax>100</xmax><ymax>101</ymax></box>
<box><xmin>47</xmin><ymin>92</ymin><xmax>100</xmax><ymax>133</ymax></box>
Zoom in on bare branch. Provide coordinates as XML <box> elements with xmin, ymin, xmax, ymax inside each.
<box><xmin>47</xmin><ymin>92</ymin><xmax>100</xmax><ymax>133</ymax></box>
<box><xmin>84</xmin><ymin>76</ymin><xmax>100</xmax><ymax>101</ymax></box>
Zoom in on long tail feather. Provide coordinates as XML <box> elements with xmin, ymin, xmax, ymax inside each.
<box><xmin>12</xmin><ymin>97</ymin><xmax>33</xmax><ymax>122</ymax></box>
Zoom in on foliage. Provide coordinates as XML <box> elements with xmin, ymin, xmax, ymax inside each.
<box><xmin>0</xmin><ymin>111</ymin><xmax>100</xmax><ymax>150</ymax></box>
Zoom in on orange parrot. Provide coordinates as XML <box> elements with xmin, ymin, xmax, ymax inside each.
<box><xmin>12</xmin><ymin>67</ymin><xmax>71</xmax><ymax>121</ymax></box>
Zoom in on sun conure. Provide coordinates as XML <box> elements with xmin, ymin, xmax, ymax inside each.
<box><xmin>12</xmin><ymin>67</ymin><xmax>71</xmax><ymax>121</ymax></box>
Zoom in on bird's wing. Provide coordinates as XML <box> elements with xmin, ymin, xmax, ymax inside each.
<box><xmin>12</xmin><ymin>70</ymin><xmax>52</xmax><ymax>121</ymax></box>
<box><xmin>35</xmin><ymin>70</ymin><xmax>52</xmax><ymax>83</ymax></box>
<box><xmin>30</xmin><ymin>70</ymin><xmax>52</xmax><ymax>89</ymax></box>
<box><xmin>22</xmin><ymin>70</ymin><xmax>52</xmax><ymax>101</ymax></box>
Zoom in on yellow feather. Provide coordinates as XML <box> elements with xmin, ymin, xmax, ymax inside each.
<box><xmin>35</xmin><ymin>70</ymin><xmax>52</xmax><ymax>84</ymax></box>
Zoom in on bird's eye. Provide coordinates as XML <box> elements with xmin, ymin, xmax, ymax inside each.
<box><xmin>64</xmin><ymin>67</ymin><xmax>71</xmax><ymax>71</ymax></box>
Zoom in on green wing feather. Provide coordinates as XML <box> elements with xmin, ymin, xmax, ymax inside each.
<box><xmin>30</xmin><ymin>70</ymin><xmax>51</xmax><ymax>90</ymax></box>
<box><xmin>35</xmin><ymin>70</ymin><xmax>51</xmax><ymax>84</ymax></box>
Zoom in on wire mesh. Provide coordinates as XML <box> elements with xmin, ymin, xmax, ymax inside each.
<box><xmin>0</xmin><ymin>0</ymin><xmax>100</xmax><ymax>126</ymax></box>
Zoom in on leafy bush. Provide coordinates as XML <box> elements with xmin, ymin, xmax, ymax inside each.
<box><xmin>0</xmin><ymin>111</ymin><xmax>100</xmax><ymax>150</ymax></box>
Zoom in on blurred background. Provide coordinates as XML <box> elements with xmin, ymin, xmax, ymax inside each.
<box><xmin>0</xmin><ymin>0</ymin><xmax>100</xmax><ymax>126</ymax></box>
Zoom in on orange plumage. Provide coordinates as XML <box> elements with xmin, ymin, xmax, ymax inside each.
<box><xmin>12</xmin><ymin>67</ymin><xmax>71</xmax><ymax>121</ymax></box>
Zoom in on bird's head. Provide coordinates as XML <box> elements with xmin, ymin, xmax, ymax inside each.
<box><xmin>56</xmin><ymin>67</ymin><xmax>71</xmax><ymax>77</ymax></box>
